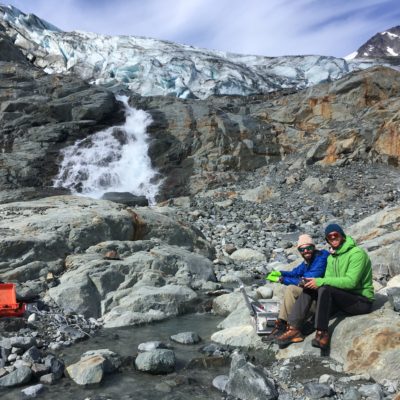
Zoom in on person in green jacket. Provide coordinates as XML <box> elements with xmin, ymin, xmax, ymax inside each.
<box><xmin>276</xmin><ymin>223</ymin><xmax>374</xmax><ymax>349</ymax></box>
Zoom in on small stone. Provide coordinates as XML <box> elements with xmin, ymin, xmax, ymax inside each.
<box><xmin>103</xmin><ymin>250</ymin><xmax>121</xmax><ymax>260</ymax></box>
<box><xmin>170</xmin><ymin>332</ymin><xmax>201</xmax><ymax>345</ymax></box>
<box><xmin>138</xmin><ymin>341</ymin><xmax>168</xmax><ymax>352</ymax></box>
<box><xmin>212</xmin><ymin>375</ymin><xmax>228</xmax><ymax>392</ymax></box>
<box><xmin>40</xmin><ymin>373</ymin><xmax>56</xmax><ymax>385</ymax></box>
<box><xmin>319</xmin><ymin>374</ymin><xmax>334</xmax><ymax>384</ymax></box>
<box><xmin>21</xmin><ymin>383</ymin><xmax>44</xmax><ymax>398</ymax></box>
<box><xmin>303</xmin><ymin>382</ymin><xmax>333</xmax><ymax>399</ymax></box>
<box><xmin>27</xmin><ymin>314</ymin><xmax>37</xmax><ymax>323</ymax></box>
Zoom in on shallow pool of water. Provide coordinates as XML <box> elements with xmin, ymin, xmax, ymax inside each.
<box><xmin>2</xmin><ymin>313</ymin><xmax>228</xmax><ymax>400</ymax></box>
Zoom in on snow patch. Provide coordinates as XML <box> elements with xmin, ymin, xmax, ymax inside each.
<box><xmin>344</xmin><ymin>51</ymin><xmax>358</xmax><ymax>60</ymax></box>
<box><xmin>382</xmin><ymin>31</ymin><xmax>399</xmax><ymax>39</ymax></box>
<box><xmin>387</xmin><ymin>46</ymin><xmax>399</xmax><ymax>56</ymax></box>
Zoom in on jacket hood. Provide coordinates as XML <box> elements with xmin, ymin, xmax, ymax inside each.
<box><xmin>333</xmin><ymin>235</ymin><xmax>356</xmax><ymax>255</ymax></box>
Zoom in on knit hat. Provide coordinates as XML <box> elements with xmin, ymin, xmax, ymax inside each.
<box><xmin>297</xmin><ymin>234</ymin><xmax>315</xmax><ymax>248</ymax></box>
<box><xmin>324</xmin><ymin>223</ymin><xmax>346</xmax><ymax>238</ymax></box>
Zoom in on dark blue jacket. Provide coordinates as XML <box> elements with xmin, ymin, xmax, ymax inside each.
<box><xmin>280</xmin><ymin>249</ymin><xmax>329</xmax><ymax>286</ymax></box>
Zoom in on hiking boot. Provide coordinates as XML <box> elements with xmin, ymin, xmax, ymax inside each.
<box><xmin>311</xmin><ymin>330</ymin><xmax>330</xmax><ymax>350</ymax></box>
<box><xmin>275</xmin><ymin>325</ymin><xmax>304</xmax><ymax>347</ymax></box>
<box><xmin>261</xmin><ymin>319</ymin><xmax>287</xmax><ymax>343</ymax></box>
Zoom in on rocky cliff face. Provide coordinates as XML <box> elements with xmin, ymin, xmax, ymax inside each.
<box><xmin>130</xmin><ymin>66</ymin><xmax>400</xmax><ymax>198</ymax></box>
<box><xmin>1</xmin><ymin>39</ymin><xmax>400</xmax><ymax>202</ymax></box>
<box><xmin>0</xmin><ymin>35</ymin><xmax>125</xmax><ymax>202</ymax></box>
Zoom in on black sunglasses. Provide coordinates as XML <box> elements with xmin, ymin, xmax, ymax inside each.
<box><xmin>298</xmin><ymin>245</ymin><xmax>315</xmax><ymax>253</ymax></box>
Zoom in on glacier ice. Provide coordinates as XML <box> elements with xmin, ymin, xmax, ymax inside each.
<box><xmin>0</xmin><ymin>4</ymin><xmax>386</xmax><ymax>99</ymax></box>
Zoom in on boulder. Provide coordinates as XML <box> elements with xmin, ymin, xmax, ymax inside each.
<box><xmin>0</xmin><ymin>196</ymin><xmax>134</xmax><ymax>281</ymax></box>
<box><xmin>66</xmin><ymin>355</ymin><xmax>107</xmax><ymax>385</ymax></box>
<box><xmin>230</xmin><ymin>248</ymin><xmax>267</xmax><ymax>262</ymax></box>
<box><xmin>224</xmin><ymin>352</ymin><xmax>278</xmax><ymax>400</ymax></box>
<box><xmin>135</xmin><ymin>349</ymin><xmax>176</xmax><ymax>374</ymax></box>
<box><xmin>130</xmin><ymin>207</ymin><xmax>215</xmax><ymax>259</ymax></box>
<box><xmin>101</xmin><ymin>192</ymin><xmax>149</xmax><ymax>207</ymax></box>
<box><xmin>347</xmin><ymin>205</ymin><xmax>400</xmax><ymax>275</ymax></box>
<box><xmin>48</xmin><ymin>240</ymin><xmax>212</xmax><ymax>322</ymax></box>
<box><xmin>0</xmin><ymin>366</ymin><xmax>32</xmax><ymax>388</ymax></box>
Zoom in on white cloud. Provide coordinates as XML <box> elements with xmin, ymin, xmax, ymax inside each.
<box><xmin>4</xmin><ymin>0</ymin><xmax>400</xmax><ymax>57</ymax></box>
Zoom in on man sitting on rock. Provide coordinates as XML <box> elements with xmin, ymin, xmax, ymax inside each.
<box><xmin>262</xmin><ymin>234</ymin><xmax>329</xmax><ymax>342</ymax></box>
<box><xmin>276</xmin><ymin>223</ymin><xmax>374</xmax><ymax>349</ymax></box>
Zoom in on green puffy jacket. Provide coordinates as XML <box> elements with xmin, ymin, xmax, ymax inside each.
<box><xmin>315</xmin><ymin>236</ymin><xmax>374</xmax><ymax>301</ymax></box>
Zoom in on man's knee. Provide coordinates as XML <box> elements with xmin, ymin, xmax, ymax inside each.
<box><xmin>318</xmin><ymin>285</ymin><xmax>334</xmax><ymax>297</ymax></box>
<box><xmin>286</xmin><ymin>285</ymin><xmax>303</xmax><ymax>298</ymax></box>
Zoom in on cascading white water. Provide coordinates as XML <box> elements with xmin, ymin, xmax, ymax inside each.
<box><xmin>53</xmin><ymin>95</ymin><xmax>160</xmax><ymax>204</ymax></box>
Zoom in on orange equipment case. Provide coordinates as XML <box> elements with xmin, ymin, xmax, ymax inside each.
<box><xmin>0</xmin><ymin>283</ymin><xmax>26</xmax><ymax>317</ymax></box>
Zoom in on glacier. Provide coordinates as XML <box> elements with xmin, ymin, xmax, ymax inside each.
<box><xmin>0</xmin><ymin>4</ymin><xmax>385</xmax><ymax>99</ymax></box>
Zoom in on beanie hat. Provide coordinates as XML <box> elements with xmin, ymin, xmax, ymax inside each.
<box><xmin>324</xmin><ymin>223</ymin><xmax>346</xmax><ymax>237</ymax></box>
<box><xmin>297</xmin><ymin>234</ymin><xmax>315</xmax><ymax>248</ymax></box>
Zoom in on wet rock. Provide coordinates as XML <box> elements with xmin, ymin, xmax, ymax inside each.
<box><xmin>66</xmin><ymin>354</ymin><xmax>107</xmax><ymax>385</ymax></box>
<box><xmin>43</xmin><ymin>355</ymin><xmax>65</xmax><ymax>380</ymax></box>
<box><xmin>212</xmin><ymin>375</ymin><xmax>228</xmax><ymax>392</ymax></box>
<box><xmin>39</xmin><ymin>373</ymin><xmax>57</xmax><ymax>385</ymax></box>
<box><xmin>21</xmin><ymin>383</ymin><xmax>44</xmax><ymax>398</ymax></box>
<box><xmin>0</xmin><ymin>366</ymin><xmax>32</xmax><ymax>387</ymax></box>
<box><xmin>58</xmin><ymin>325</ymin><xmax>88</xmax><ymax>342</ymax></box>
<box><xmin>135</xmin><ymin>349</ymin><xmax>176</xmax><ymax>374</ymax></box>
<box><xmin>138</xmin><ymin>341</ymin><xmax>168</xmax><ymax>352</ymax></box>
<box><xmin>30</xmin><ymin>363</ymin><xmax>50</xmax><ymax>378</ymax></box>
<box><xmin>101</xmin><ymin>192</ymin><xmax>149</xmax><ymax>207</ymax></box>
<box><xmin>170</xmin><ymin>331</ymin><xmax>201</xmax><ymax>345</ymax></box>
<box><xmin>0</xmin><ymin>337</ymin><xmax>36</xmax><ymax>351</ymax></box>
<box><xmin>81</xmin><ymin>349</ymin><xmax>121</xmax><ymax>373</ymax></box>
<box><xmin>199</xmin><ymin>343</ymin><xmax>227</xmax><ymax>356</ymax></box>
<box><xmin>22</xmin><ymin>346</ymin><xmax>41</xmax><ymax>363</ymax></box>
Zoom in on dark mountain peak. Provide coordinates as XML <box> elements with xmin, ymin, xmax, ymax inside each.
<box><xmin>354</xmin><ymin>25</ymin><xmax>400</xmax><ymax>58</ymax></box>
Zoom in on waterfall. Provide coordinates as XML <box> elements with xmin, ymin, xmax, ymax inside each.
<box><xmin>53</xmin><ymin>95</ymin><xmax>160</xmax><ymax>204</ymax></box>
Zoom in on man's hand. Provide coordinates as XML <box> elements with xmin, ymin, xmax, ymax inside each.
<box><xmin>303</xmin><ymin>277</ymin><xmax>318</xmax><ymax>289</ymax></box>
<box><xmin>265</xmin><ymin>271</ymin><xmax>281</xmax><ymax>283</ymax></box>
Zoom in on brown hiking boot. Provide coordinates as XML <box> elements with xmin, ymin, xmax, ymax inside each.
<box><xmin>275</xmin><ymin>325</ymin><xmax>304</xmax><ymax>347</ymax></box>
<box><xmin>261</xmin><ymin>319</ymin><xmax>287</xmax><ymax>343</ymax></box>
<box><xmin>311</xmin><ymin>330</ymin><xmax>330</xmax><ymax>349</ymax></box>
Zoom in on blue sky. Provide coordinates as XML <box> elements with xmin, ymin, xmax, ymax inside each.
<box><xmin>3</xmin><ymin>0</ymin><xmax>400</xmax><ymax>57</ymax></box>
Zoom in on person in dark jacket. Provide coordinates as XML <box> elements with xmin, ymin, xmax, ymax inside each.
<box><xmin>276</xmin><ymin>223</ymin><xmax>374</xmax><ymax>349</ymax></box>
<box><xmin>262</xmin><ymin>234</ymin><xmax>329</xmax><ymax>342</ymax></box>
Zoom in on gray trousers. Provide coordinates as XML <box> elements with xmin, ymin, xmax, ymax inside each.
<box><xmin>288</xmin><ymin>285</ymin><xmax>373</xmax><ymax>330</ymax></box>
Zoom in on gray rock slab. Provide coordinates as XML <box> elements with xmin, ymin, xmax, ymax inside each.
<box><xmin>0</xmin><ymin>366</ymin><xmax>32</xmax><ymax>388</ymax></box>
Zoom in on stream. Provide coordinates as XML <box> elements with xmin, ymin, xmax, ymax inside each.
<box><xmin>3</xmin><ymin>313</ymin><xmax>229</xmax><ymax>400</ymax></box>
